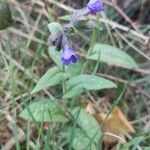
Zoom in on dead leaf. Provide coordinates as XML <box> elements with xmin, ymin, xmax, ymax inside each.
<box><xmin>93</xmin><ymin>107</ymin><xmax>135</xmax><ymax>144</ymax></box>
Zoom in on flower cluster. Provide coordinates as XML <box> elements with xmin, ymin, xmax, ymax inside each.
<box><xmin>48</xmin><ymin>0</ymin><xmax>104</xmax><ymax>65</ymax></box>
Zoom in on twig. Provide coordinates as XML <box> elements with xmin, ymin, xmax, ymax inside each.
<box><xmin>138</xmin><ymin>0</ymin><xmax>149</xmax><ymax>24</ymax></box>
<box><xmin>97</xmin><ymin>72</ymin><xmax>150</xmax><ymax>99</ymax></box>
<box><xmin>114</xmin><ymin>28</ymin><xmax>150</xmax><ymax>61</ymax></box>
<box><xmin>97</xmin><ymin>18</ymin><xmax>149</xmax><ymax>44</ymax></box>
<box><xmin>104</xmin><ymin>132</ymin><xmax>126</xmax><ymax>143</ymax></box>
<box><xmin>104</xmin><ymin>0</ymin><xmax>139</xmax><ymax>32</ymax></box>
<box><xmin>87</xmin><ymin>92</ymin><xmax>103</xmax><ymax>112</ymax></box>
<box><xmin>7</xmin><ymin>28</ymin><xmax>47</xmax><ymax>45</ymax></box>
<box><xmin>97</xmin><ymin>72</ymin><xmax>136</xmax><ymax>86</ymax></box>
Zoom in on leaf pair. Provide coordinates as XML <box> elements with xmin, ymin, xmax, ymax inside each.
<box><xmin>31</xmin><ymin>66</ymin><xmax>117</xmax><ymax>98</ymax></box>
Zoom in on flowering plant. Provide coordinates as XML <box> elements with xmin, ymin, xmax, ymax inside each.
<box><xmin>48</xmin><ymin>0</ymin><xmax>104</xmax><ymax>65</ymax></box>
<box><xmin>2</xmin><ymin>0</ymin><xmax>143</xmax><ymax>149</ymax></box>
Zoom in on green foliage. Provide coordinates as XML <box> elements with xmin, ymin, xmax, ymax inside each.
<box><xmin>68</xmin><ymin>107</ymin><xmax>101</xmax><ymax>150</ymax></box>
<box><xmin>65</xmin><ymin>62</ymin><xmax>83</xmax><ymax>78</ymax></box>
<box><xmin>119</xmin><ymin>136</ymin><xmax>144</xmax><ymax>150</ymax></box>
<box><xmin>144</xmin><ymin>147</ymin><xmax>150</xmax><ymax>150</ymax></box>
<box><xmin>87</xmin><ymin>44</ymin><xmax>138</xmax><ymax>69</ymax></box>
<box><xmin>47</xmin><ymin>22</ymin><xmax>62</xmax><ymax>33</ymax></box>
<box><xmin>68</xmin><ymin>128</ymin><xmax>97</xmax><ymax>150</ymax></box>
<box><xmin>31</xmin><ymin>67</ymin><xmax>64</xmax><ymax>94</ymax></box>
<box><xmin>59</xmin><ymin>15</ymin><xmax>71</xmax><ymax>21</ymax></box>
<box><xmin>63</xmin><ymin>74</ymin><xmax>117</xmax><ymax>98</ymax></box>
<box><xmin>1</xmin><ymin>0</ymin><xmax>150</xmax><ymax>149</ymax></box>
<box><xmin>72</xmin><ymin>107</ymin><xmax>101</xmax><ymax>142</ymax></box>
<box><xmin>131</xmin><ymin>136</ymin><xmax>144</xmax><ymax>150</ymax></box>
<box><xmin>19</xmin><ymin>98</ymin><xmax>68</xmax><ymax>122</ymax></box>
<box><xmin>48</xmin><ymin>46</ymin><xmax>62</xmax><ymax>66</ymax></box>
<box><xmin>0</xmin><ymin>0</ymin><xmax>13</xmax><ymax>30</ymax></box>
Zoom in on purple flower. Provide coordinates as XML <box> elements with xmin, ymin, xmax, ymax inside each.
<box><xmin>61</xmin><ymin>45</ymin><xmax>78</xmax><ymax>65</ymax></box>
<box><xmin>87</xmin><ymin>0</ymin><xmax>104</xmax><ymax>14</ymax></box>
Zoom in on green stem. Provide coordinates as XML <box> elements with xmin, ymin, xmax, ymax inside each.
<box><xmin>81</xmin><ymin>15</ymin><xmax>99</xmax><ymax>74</ymax></box>
<box><xmin>62</xmin><ymin>65</ymin><xmax>67</xmax><ymax>95</ymax></box>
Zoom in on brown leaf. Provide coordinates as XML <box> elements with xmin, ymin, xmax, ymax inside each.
<box><xmin>93</xmin><ymin>107</ymin><xmax>135</xmax><ymax>144</ymax></box>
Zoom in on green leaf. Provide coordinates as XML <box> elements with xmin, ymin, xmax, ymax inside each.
<box><xmin>131</xmin><ymin>136</ymin><xmax>144</xmax><ymax>150</ymax></box>
<box><xmin>47</xmin><ymin>22</ymin><xmax>62</xmax><ymax>34</ymax></box>
<box><xmin>31</xmin><ymin>67</ymin><xmax>64</xmax><ymax>94</ymax></box>
<box><xmin>59</xmin><ymin>15</ymin><xmax>71</xmax><ymax>21</ymax></box>
<box><xmin>65</xmin><ymin>62</ymin><xmax>83</xmax><ymax>78</ymax></box>
<box><xmin>144</xmin><ymin>147</ymin><xmax>150</xmax><ymax>150</ymax></box>
<box><xmin>20</xmin><ymin>98</ymin><xmax>67</xmax><ymax>122</ymax></box>
<box><xmin>48</xmin><ymin>46</ymin><xmax>61</xmax><ymax>66</ymax></box>
<box><xmin>87</xmin><ymin>44</ymin><xmax>138</xmax><ymax>69</ymax></box>
<box><xmin>0</xmin><ymin>0</ymin><xmax>13</xmax><ymax>30</ymax></box>
<box><xmin>69</xmin><ymin>107</ymin><xmax>101</xmax><ymax>150</ymax></box>
<box><xmin>63</xmin><ymin>74</ymin><xmax>117</xmax><ymax>98</ymax></box>
<box><xmin>68</xmin><ymin>128</ymin><xmax>97</xmax><ymax>150</ymax></box>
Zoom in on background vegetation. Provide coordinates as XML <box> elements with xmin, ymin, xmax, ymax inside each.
<box><xmin>0</xmin><ymin>0</ymin><xmax>150</xmax><ymax>149</ymax></box>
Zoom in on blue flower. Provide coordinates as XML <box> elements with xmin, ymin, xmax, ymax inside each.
<box><xmin>87</xmin><ymin>0</ymin><xmax>104</xmax><ymax>14</ymax></box>
<box><xmin>61</xmin><ymin>45</ymin><xmax>78</xmax><ymax>65</ymax></box>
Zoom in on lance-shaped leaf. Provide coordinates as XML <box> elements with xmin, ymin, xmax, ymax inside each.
<box><xmin>48</xmin><ymin>46</ymin><xmax>61</xmax><ymax>66</ymax></box>
<box><xmin>87</xmin><ymin>44</ymin><xmax>138</xmax><ymax>69</ymax></box>
<box><xmin>63</xmin><ymin>74</ymin><xmax>117</xmax><ymax>98</ymax></box>
<box><xmin>31</xmin><ymin>67</ymin><xmax>64</xmax><ymax>94</ymax></box>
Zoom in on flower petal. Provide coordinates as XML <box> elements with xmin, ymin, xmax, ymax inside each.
<box><xmin>61</xmin><ymin>57</ymin><xmax>71</xmax><ymax>65</ymax></box>
<box><xmin>71</xmin><ymin>55</ymin><xmax>78</xmax><ymax>63</ymax></box>
<box><xmin>61</xmin><ymin>45</ymin><xmax>78</xmax><ymax>65</ymax></box>
<box><xmin>87</xmin><ymin>0</ymin><xmax>104</xmax><ymax>14</ymax></box>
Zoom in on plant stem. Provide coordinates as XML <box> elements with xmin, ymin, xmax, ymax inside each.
<box><xmin>62</xmin><ymin>65</ymin><xmax>67</xmax><ymax>95</ymax></box>
<box><xmin>81</xmin><ymin>14</ymin><xmax>100</xmax><ymax>74</ymax></box>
